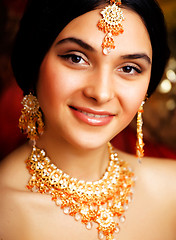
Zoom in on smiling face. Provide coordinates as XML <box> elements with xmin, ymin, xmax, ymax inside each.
<box><xmin>37</xmin><ymin>7</ymin><xmax>152</xmax><ymax>149</ymax></box>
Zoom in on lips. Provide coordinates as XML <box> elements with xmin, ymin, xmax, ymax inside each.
<box><xmin>76</xmin><ymin>109</ymin><xmax>109</xmax><ymax>118</ymax></box>
<box><xmin>69</xmin><ymin>106</ymin><xmax>115</xmax><ymax>126</ymax></box>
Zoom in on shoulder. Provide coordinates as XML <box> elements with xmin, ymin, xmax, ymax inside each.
<box><xmin>0</xmin><ymin>144</ymin><xmax>32</xmax><ymax>238</ymax></box>
<box><xmin>117</xmin><ymin>149</ymin><xmax>176</xmax><ymax>201</ymax></box>
<box><xmin>0</xmin><ymin>143</ymin><xmax>32</xmax><ymax>191</ymax></box>
<box><xmin>116</xmin><ymin>151</ymin><xmax>176</xmax><ymax>236</ymax></box>
<box><xmin>118</xmin><ymin>149</ymin><xmax>176</xmax><ymax>219</ymax></box>
<box><xmin>138</xmin><ymin>156</ymin><xmax>176</xmax><ymax>225</ymax></box>
<box><xmin>139</xmin><ymin>156</ymin><xmax>176</xmax><ymax>196</ymax></box>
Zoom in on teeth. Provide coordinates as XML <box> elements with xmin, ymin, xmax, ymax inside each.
<box><xmin>81</xmin><ymin>110</ymin><xmax>109</xmax><ymax>118</ymax></box>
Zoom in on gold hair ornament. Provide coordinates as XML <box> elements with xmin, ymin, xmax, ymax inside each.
<box><xmin>97</xmin><ymin>0</ymin><xmax>124</xmax><ymax>55</ymax></box>
<box><xmin>19</xmin><ymin>93</ymin><xmax>44</xmax><ymax>143</ymax></box>
<box><xmin>26</xmin><ymin>143</ymin><xmax>135</xmax><ymax>240</ymax></box>
<box><xmin>136</xmin><ymin>100</ymin><xmax>145</xmax><ymax>162</ymax></box>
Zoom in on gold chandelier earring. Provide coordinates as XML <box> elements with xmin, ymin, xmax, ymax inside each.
<box><xmin>19</xmin><ymin>93</ymin><xmax>44</xmax><ymax>143</ymax></box>
<box><xmin>136</xmin><ymin>100</ymin><xmax>145</xmax><ymax>162</ymax></box>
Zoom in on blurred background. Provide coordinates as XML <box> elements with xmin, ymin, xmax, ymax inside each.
<box><xmin>0</xmin><ymin>0</ymin><xmax>176</xmax><ymax>160</ymax></box>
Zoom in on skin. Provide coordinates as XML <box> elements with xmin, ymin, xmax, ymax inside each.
<box><xmin>0</xmin><ymin>7</ymin><xmax>176</xmax><ymax>240</ymax></box>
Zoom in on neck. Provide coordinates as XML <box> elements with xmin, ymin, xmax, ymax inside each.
<box><xmin>35</xmin><ymin>133</ymin><xmax>109</xmax><ymax>182</ymax></box>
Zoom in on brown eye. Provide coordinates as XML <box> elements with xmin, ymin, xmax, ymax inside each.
<box><xmin>121</xmin><ymin>65</ymin><xmax>141</xmax><ymax>74</ymax></box>
<box><xmin>122</xmin><ymin>66</ymin><xmax>133</xmax><ymax>73</ymax></box>
<box><xmin>70</xmin><ymin>55</ymin><xmax>82</xmax><ymax>63</ymax></box>
<box><xmin>59</xmin><ymin>53</ymin><xmax>88</xmax><ymax>65</ymax></box>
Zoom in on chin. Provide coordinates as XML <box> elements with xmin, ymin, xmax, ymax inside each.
<box><xmin>63</xmin><ymin>130</ymin><xmax>116</xmax><ymax>151</ymax></box>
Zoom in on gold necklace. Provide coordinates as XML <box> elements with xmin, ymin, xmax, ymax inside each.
<box><xmin>26</xmin><ymin>143</ymin><xmax>135</xmax><ymax>240</ymax></box>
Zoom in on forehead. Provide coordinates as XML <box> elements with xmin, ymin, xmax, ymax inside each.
<box><xmin>54</xmin><ymin>7</ymin><xmax>152</xmax><ymax>57</ymax></box>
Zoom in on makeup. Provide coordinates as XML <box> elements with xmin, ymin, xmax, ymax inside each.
<box><xmin>69</xmin><ymin>106</ymin><xmax>115</xmax><ymax>126</ymax></box>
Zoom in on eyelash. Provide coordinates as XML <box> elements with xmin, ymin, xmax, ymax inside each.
<box><xmin>59</xmin><ymin>53</ymin><xmax>87</xmax><ymax>65</ymax></box>
<box><xmin>59</xmin><ymin>53</ymin><xmax>142</xmax><ymax>75</ymax></box>
<box><xmin>119</xmin><ymin>65</ymin><xmax>142</xmax><ymax>75</ymax></box>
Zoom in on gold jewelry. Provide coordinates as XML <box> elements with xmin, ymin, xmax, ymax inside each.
<box><xmin>19</xmin><ymin>93</ymin><xmax>44</xmax><ymax>142</ymax></box>
<box><xmin>136</xmin><ymin>101</ymin><xmax>145</xmax><ymax>161</ymax></box>
<box><xmin>97</xmin><ymin>0</ymin><xmax>124</xmax><ymax>55</ymax></box>
<box><xmin>26</xmin><ymin>143</ymin><xmax>135</xmax><ymax>240</ymax></box>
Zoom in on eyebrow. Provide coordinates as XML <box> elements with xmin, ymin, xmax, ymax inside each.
<box><xmin>56</xmin><ymin>37</ymin><xmax>95</xmax><ymax>52</ymax></box>
<box><xmin>56</xmin><ymin>37</ymin><xmax>152</xmax><ymax>64</ymax></box>
<box><xmin>121</xmin><ymin>54</ymin><xmax>151</xmax><ymax>64</ymax></box>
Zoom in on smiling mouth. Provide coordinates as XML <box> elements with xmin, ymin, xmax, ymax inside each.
<box><xmin>69</xmin><ymin>106</ymin><xmax>113</xmax><ymax>118</ymax></box>
<box><xmin>81</xmin><ymin>111</ymin><xmax>109</xmax><ymax>118</ymax></box>
<box><xmin>69</xmin><ymin>106</ymin><xmax>115</xmax><ymax>126</ymax></box>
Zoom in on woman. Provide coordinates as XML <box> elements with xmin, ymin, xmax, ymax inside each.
<box><xmin>0</xmin><ymin>0</ymin><xmax>176</xmax><ymax>239</ymax></box>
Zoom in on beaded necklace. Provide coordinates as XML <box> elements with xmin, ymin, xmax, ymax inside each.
<box><xmin>26</xmin><ymin>143</ymin><xmax>135</xmax><ymax>240</ymax></box>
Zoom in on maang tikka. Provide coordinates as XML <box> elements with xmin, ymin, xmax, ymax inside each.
<box><xmin>19</xmin><ymin>93</ymin><xmax>44</xmax><ymax>143</ymax></box>
<box><xmin>97</xmin><ymin>0</ymin><xmax>124</xmax><ymax>55</ymax></box>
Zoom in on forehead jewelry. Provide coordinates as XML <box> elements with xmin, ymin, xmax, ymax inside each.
<box><xmin>97</xmin><ymin>0</ymin><xmax>124</xmax><ymax>55</ymax></box>
<box><xmin>26</xmin><ymin>143</ymin><xmax>135</xmax><ymax>240</ymax></box>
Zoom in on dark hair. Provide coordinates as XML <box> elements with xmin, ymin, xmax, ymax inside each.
<box><xmin>11</xmin><ymin>0</ymin><xmax>170</xmax><ymax>96</ymax></box>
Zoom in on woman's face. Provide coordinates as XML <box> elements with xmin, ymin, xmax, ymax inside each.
<box><xmin>37</xmin><ymin>8</ymin><xmax>152</xmax><ymax>149</ymax></box>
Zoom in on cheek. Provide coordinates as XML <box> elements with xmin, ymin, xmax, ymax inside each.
<box><xmin>37</xmin><ymin>57</ymin><xmax>77</xmax><ymax>110</ymax></box>
<box><xmin>117</xmin><ymin>77</ymin><xmax>150</xmax><ymax>119</ymax></box>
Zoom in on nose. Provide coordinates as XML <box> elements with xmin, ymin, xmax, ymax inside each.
<box><xmin>83</xmin><ymin>68</ymin><xmax>114</xmax><ymax>104</ymax></box>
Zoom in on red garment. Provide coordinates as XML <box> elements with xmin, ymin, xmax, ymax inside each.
<box><xmin>0</xmin><ymin>81</ymin><xmax>25</xmax><ymax>160</ymax></box>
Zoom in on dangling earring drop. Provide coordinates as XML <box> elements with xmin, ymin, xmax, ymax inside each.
<box><xmin>19</xmin><ymin>93</ymin><xmax>44</xmax><ymax>143</ymax></box>
<box><xmin>136</xmin><ymin>100</ymin><xmax>145</xmax><ymax>163</ymax></box>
